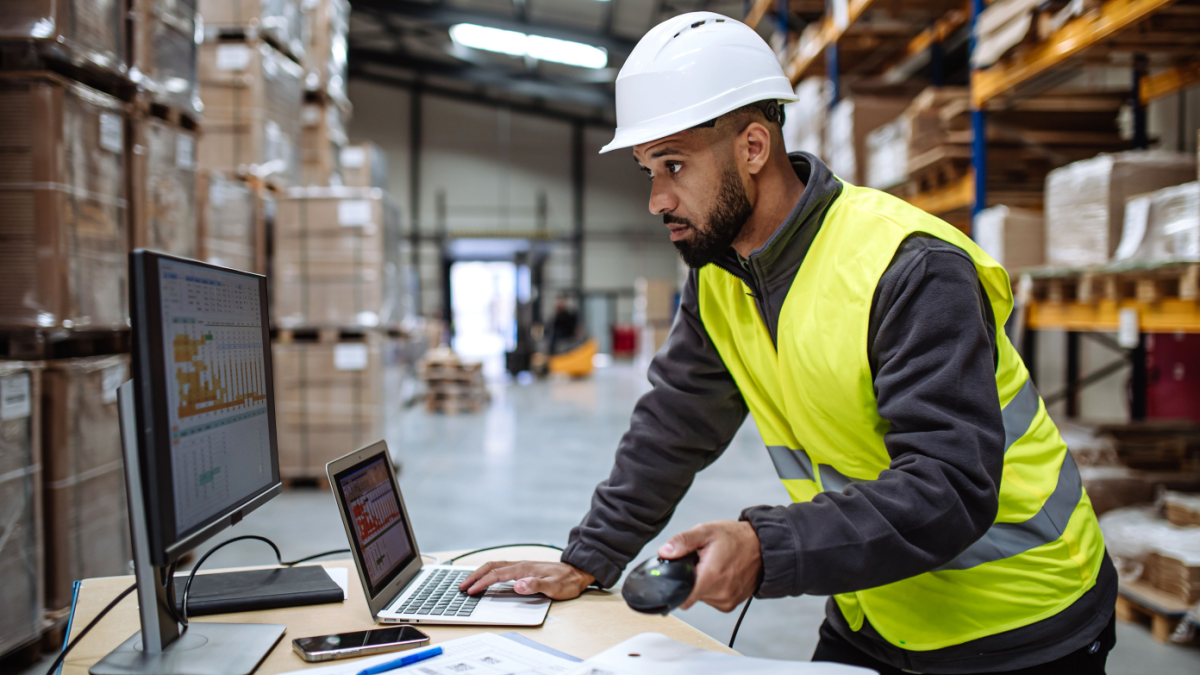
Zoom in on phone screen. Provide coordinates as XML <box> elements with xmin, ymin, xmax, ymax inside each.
<box><xmin>294</xmin><ymin>626</ymin><xmax>428</xmax><ymax>654</ymax></box>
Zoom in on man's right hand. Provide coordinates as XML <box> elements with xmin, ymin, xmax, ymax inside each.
<box><xmin>459</xmin><ymin>561</ymin><xmax>595</xmax><ymax>600</ymax></box>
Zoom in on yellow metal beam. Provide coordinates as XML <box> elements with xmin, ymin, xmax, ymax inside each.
<box><xmin>745</xmin><ymin>0</ymin><xmax>773</xmax><ymax>30</ymax></box>
<box><xmin>904</xmin><ymin>3</ymin><xmax>971</xmax><ymax>58</ymax></box>
<box><xmin>785</xmin><ymin>0</ymin><xmax>876</xmax><ymax>84</ymax></box>
<box><xmin>1140</xmin><ymin>60</ymin><xmax>1200</xmax><ymax>104</ymax></box>
<box><xmin>904</xmin><ymin>172</ymin><xmax>974</xmax><ymax>216</ymax></box>
<box><xmin>1027</xmin><ymin>298</ymin><xmax>1200</xmax><ymax>333</ymax></box>
<box><xmin>972</xmin><ymin>0</ymin><xmax>1180</xmax><ymax>109</ymax></box>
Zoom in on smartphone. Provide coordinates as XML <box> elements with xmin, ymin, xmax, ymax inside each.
<box><xmin>292</xmin><ymin>626</ymin><xmax>431</xmax><ymax>662</ymax></box>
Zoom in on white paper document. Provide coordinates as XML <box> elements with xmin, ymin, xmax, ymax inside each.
<box><xmin>277</xmin><ymin>632</ymin><xmax>576</xmax><ymax>675</ymax></box>
<box><xmin>563</xmin><ymin>633</ymin><xmax>876</xmax><ymax>675</ymax></box>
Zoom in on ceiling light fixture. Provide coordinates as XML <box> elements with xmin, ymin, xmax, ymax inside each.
<box><xmin>449</xmin><ymin>23</ymin><xmax>608</xmax><ymax>69</ymax></box>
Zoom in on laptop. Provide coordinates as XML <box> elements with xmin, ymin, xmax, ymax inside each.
<box><xmin>327</xmin><ymin>441</ymin><xmax>552</xmax><ymax>626</ymax></box>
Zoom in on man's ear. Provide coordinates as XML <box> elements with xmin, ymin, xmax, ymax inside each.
<box><xmin>742</xmin><ymin>122</ymin><xmax>772</xmax><ymax>176</ymax></box>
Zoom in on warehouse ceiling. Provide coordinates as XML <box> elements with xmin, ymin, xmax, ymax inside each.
<box><xmin>347</xmin><ymin>0</ymin><xmax>819</xmax><ymax>124</ymax></box>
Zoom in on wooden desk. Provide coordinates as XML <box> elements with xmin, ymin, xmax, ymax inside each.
<box><xmin>61</xmin><ymin>546</ymin><xmax>732</xmax><ymax>674</ymax></box>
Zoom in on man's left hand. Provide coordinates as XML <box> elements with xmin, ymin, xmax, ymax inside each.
<box><xmin>658</xmin><ymin>520</ymin><xmax>762</xmax><ymax>612</ymax></box>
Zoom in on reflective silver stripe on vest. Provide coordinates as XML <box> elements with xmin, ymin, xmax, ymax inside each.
<box><xmin>936</xmin><ymin>451</ymin><xmax>1082</xmax><ymax>571</ymax></box>
<box><xmin>767</xmin><ymin>445</ymin><xmax>815</xmax><ymax>481</ymax></box>
<box><xmin>819</xmin><ymin>464</ymin><xmax>865</xmax><ymax>493</ymax></box>
<box><xmin>1002</xmin><ymin>377</ymin><xmax>1041</xmax><ymax>454</ymax></box>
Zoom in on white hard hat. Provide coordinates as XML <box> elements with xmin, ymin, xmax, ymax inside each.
<box><xmin>600</xmin><ymin>12</ymin><xmax>798</xmax><ymax>154</ymax></box>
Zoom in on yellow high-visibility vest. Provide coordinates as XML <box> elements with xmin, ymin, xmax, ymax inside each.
<box><xmin>697</xmin><ymin>182</ymin><xmax>1105</xmax><ymax>651</ymax></box>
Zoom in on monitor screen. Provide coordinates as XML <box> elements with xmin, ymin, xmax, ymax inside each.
<box><xmin>334</xmin><ymin>455</ymin><xmax>416</xmax><ymax>594</ymax></box>
<box><xmin>156</xmin><ymin>258</ymin><xmax>276</xmax><ymax>537</ymax></box>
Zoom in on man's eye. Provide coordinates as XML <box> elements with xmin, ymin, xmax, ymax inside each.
<box><xmin>641</xmin><ymin>168</ymin><xmax>653</xmax><ymax>181</ymax></box>
<box><xmin>667</xmin><ymin>162</ymin><xmax>682</xmax><ymax>174</ymax></box>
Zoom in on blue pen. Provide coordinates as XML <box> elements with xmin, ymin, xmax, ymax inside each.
<box><xmin>356</xmin><ymin>646</ymin><xmax>443</xmax><ymax>675</ymax></box>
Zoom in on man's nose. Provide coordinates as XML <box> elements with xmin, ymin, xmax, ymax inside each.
<box><xmin>648</xmin><ymin>183</ymin><xmax>676</xmax><ymax>216</ymax></box>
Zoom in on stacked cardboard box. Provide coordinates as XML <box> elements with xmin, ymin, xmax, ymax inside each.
<box><xmin>340</xmin><ymin>143</ymin><xmax>388</xmax><ymax>189</ymax></box>
<box><xmin>1164</xmin><ymin>491</ymin><xmax>1200</xmax><ymax>527</ymax></box>
<box><xmin>199</xmin><ymin>0</ymin><xmax>305</xmax><ymax>63</ymax></box>
<box><xmin>633</xmin><ymin>278</ymin><xmax>678</xmax><ymax>355</ymax></box>
<box><xmin>131</xmin><ymin>0</ymin><xmax>201</xmax><ymax>116</ymax></box>
<box><xmin>1119</xmin><ymin>182</ymin><xmax>1200</xmax><ymax>264</ymax></box>
<box><xmin>0</xmin><ymin>0</ymin><xmax>127</xmax><ymax>76</ymax></box>
<box><xmin>131</xmin><ymin>114</ymin><xmax>199</xmax><ymax>257</ymax></box>
<box><xmin>973</xmin><ymin>205</ymin><xmax>1045</xmax><ymax>270</ymax></box>
<box><xmin>825</xmin><ymin>95</ymin><xmax>911</xmax><ymax>186</ymax></box>
<box><xmin>782</xmin><ymin>77</ymin><xmax>829</xmax><ymax>157</ymax></box>
<box><xmin>274</xmin><ymin>188</ymin><xmax>404</xmax><ymax>328</ymax></box>
<box><xmin>301</xmin><ymin>101</ymin><xmax>346</xmax><ymax>186</ymax></box>
<box><xmin>41</xmin><ymin>355</ymin><xmax>131</xmax><ymax>613</ymax></box>
<box><xmin>0</xmin><ymin>72</ymin><xmax>129</xmax><ymax>330</ymax></box>
<box><xmin>419</xmin><ymin>348</ymin><xmax>489</xmax><ymax>415</ymax></box>
<box><xmin>1143</xmin><ymin>549</ymin><xmax>1200</xmax><ymax>606</ymax></box>
<box><xmin>273</xmin><ymin>335</ymin><xmax>395</xmax><ymax>477</ymax></box>
<box><xmin>302</xmin><ymin>0</ymin><xmax>350</xmax><ymax>109</ymax></box>
<box><xmin>197</xmin><ymin>38</ymin><xmax>304</xmax><ymax>187</ymax></box>
<box><xmin>0</xmin><ymin>362</ymin><xmax>44</xmax><ymax>656</ymax></box>
<box><xmin>198</xmin><ymin>170</ymin><xmax>272</xmax><ymax>274</ymax></box>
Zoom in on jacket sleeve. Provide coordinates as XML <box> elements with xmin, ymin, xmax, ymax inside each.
<box><xmin>562</xmin><ymin>270</ymin><xmax>749</xmax><ymax>588</ymax></box>
<box><xmin>741</xmin><ymin>237</ymin><xmax>1006</xmax><ymax>598</ymax></box>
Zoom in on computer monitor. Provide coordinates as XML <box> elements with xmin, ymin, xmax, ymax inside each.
<box><xmin>128</xmin><ymin>250</ymin><xmax>281</xmax><ymax>565</ymax></box>
<box><xmin>92</xmin><ymin>251</ymin><xmax>286</xmax><ymax>675</ymax></box>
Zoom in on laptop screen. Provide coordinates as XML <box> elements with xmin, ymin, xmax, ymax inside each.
<box><xmin>333</xmin><ymin>454</ymin><xmax>417</xmax><ymax>596</ymax></box>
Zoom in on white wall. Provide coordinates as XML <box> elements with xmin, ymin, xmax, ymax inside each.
<box><xmin>346</xmin><ymin>80</ymin><xmax>681</xmax><ymax>322</ymax></box>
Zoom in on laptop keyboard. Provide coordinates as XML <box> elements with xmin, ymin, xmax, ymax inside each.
<box><xmin>396</xmin><ymin>569</ymin><xmax>481</xmax><ymax>617</ymax></box>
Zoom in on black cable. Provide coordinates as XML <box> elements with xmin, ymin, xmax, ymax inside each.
<box><xmin>46</xmin><ymin>583</ymin><xmax>136</xmax><ymax>675</ymax></box>
<box><xmin>446</xmin><ymin>543</ymin><xmax>564</xmax><ymax>564</ymax></box>
<box><xmin>179</xmin><ymin>535</ymin><xmax>349</xmax><ymax>628</ymax></box>
<box><xmin>728</xmin><ymin>596</ymin><xmax>752</xmax><ymax>649</ymax></box>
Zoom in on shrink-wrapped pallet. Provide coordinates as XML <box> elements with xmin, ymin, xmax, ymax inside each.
<box><xmin>0</xmin><ymin>72</ymin><xmax>128</xmax><ymax>330</ymax></box>
<box><xmin>131</xmin><ymin>116</ymin><xmax>199</xmax><ymax>257</ymax></box>
<box><xmin>782</xmin><ymin>77</ymin><xmax>829</xmax><ymax>157</ymax></box>
<box><xmin>340</xmin><ymin>143</ymin><xmax>388</xmax><ymax>190</ymax></box>
<box><xmin>199</xmin><ymin>0</ymin><xmax>305</xmax><ymax>63</ymax></box>
<box><xmin>197</xmin><ymin>39</ymin><xmax>304</xmax><ymax>187</ymax></box>
<box><xmin>0</xmin><ymin>362</ymin><xmax>43</xmax><ymax>656</ymax></box>
<box><xmin>825</xmin><ymin>95</ymin><xmax>910</xmax><ymax>186</ymax></box>
<box><xmin>973</xmin><ymin>205</ymin><xmax>1045</xmax><ymax>270</ymax></box>
<box><xmin>198</xmin><ymin>171</ymin><xmax>270</xmax><ymax>274</ymax></box>
<box><xmin>302</xmin><ymin>0</ymin><xmax>349</xmax><ymax>108</ymax></box>
<box><xmin>0</xmin><ymin>0</ymin><xmax>126</xmax><ymax>75</ymax></box>
<box><xmin>274</xmin><ymin>188</ymin><xmax>405</xmax><ymax>328</ymax></box>
<box><xmin>41</xmin><ymin>356</ymin><xmax>131</xmax><ymax>612</ymax></box>
<box><xmin>865</xmin><ymin>115</ymin><xmax>910</xmax><ymax>190</ymax></box>
<box><xmin>1118</xmin><ymin>182</ymin><xmax>1200</xmax><ymax>263</ymax></box>
<box><xmin>1044</xmin><ymin>152</ymin><xmax>1196</xmax><ymax>266</ymax></box>
<box><xmin>131</xmin><ymin>0</ymin><xmax>201</xmax><ymax>115</ymax></box>
<box><xmin>301</xmin><ymin>101</ymin><xmax>345</xmax><ymax>186</ymax></box>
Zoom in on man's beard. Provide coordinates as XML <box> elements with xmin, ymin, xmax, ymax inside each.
<box><xmin>668</xmin><ymin>166</ymin><xmax>753</xmax><ymax>269</ymax></box>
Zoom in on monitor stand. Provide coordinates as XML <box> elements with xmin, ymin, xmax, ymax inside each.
<box><xmin>90</xmin><ymin>382</ymin><xmax>285</xmax><ymax>675</ymax></box>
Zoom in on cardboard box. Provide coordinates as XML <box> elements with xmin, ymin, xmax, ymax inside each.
<box><xmin>302</xmin><ymin>0</ymin><xmax>349</xmax><ymax>108</ymax></box>
<box><xmin>1118</xmin><ymin>182</ymin><xmax>1199</xmax><ymax>263</ymax></box>
<box><xmin>197</xmin><ymin>39</ymin><xmax>304</xmax><ymax>187</ymax></box>
<box><xmin>0</xmin><ymin>72</ymin><xmax>129</xmax><ymax>330</ymax></box>
<box><xmin>865</xmin><ymin>115</ymin><xmax>910</xmax><ymax>190</ymax></box>
<box><xmin>274</xmin><ymin>188</ymin><xmax>405</xmax><ymax>328</ymax></box>
<box><xmin>131</xmin><ymin>0</ymin><xmax>200</xmax><ymax>115</ymax></box>
<box><xmin>1045</xmin><ymin>151</ymin><xmax>1196</xmax><ymax>266</ymax></box>
<box><xmin>973</xmin><ymin>205</ymin><xmax>1045</xmax><ymax>270</ymax></box>
<box><xmin>633</xmin><ymin>278</ymin><xmax>677</xmax><ymax>327</ymax></box>
<box><xmin>272</xmin><ymin>337</ymin><xmax>394</xmax><ymax>477</ymax></box>
<box><xmin>825</xmin><ymin>95</ymin><xmax>911</xmax><ymax>186</ymax></box>
<box><xmin>301</xmin><ymin>101</ymin><xmax>345</xmax><ymax>186</ymax></box>
<box><xmin>41</xmin><ymin>356</ymin><xmax>131</xmax><ymax>612</ymax></box>
<box><xmin>340</xmin><ymin>143</ymin><xmax>388</xmax><ymax>190</ymax></box>
<box><xmin>782</xmin><ymin>76</ymin><xmax>829</xmax><ymax>157</ymax></box>
<box><xmin>199</xmin><ymin>0</ymin><xmax>305</xmax><ymax>63</ymax></box>
<box><xmin>197</xmin><ymin>171</ymin><xmax>271</xmax><ymax>274</ymax></box>
<box><xmin>0</xmin><ymin>362</ymin><xmax>44</xmax><ymax>655</ymax></box>
<box><xmin>0</xmin><ymin>0</ymin><xmax>126</xmax><ymax>75</ymax></box>
<box><xmin>131</xmin><ymin>115</ymin><xmax>199</xmax><ymax>258</ymax></box>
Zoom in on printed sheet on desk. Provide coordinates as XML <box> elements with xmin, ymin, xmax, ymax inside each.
<box><xmin>277</xmin><ymin>632</ymin><xmax>577</xmax><ymax>675</ymax></box>
<box><xmin>563</xmin><ymin>633</ymin><xmax>877</xmax><ymax>675</ymax></box>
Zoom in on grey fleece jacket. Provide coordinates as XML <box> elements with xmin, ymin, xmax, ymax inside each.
<box><xmin>561</xmin><ymin>153</ymin><xmax>1114</xmax><ymax>673</ymax></box>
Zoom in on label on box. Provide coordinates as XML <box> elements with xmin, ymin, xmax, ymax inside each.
<box><xmin>102</xmin><ymin>363</ymin><xmax>127</xmax><ymax>404</ymax></box>
<box><xmin>100</xmin><ymin>113</ymin><xmax>123</xmax><ymax>153</ymax></box>
<box><xmin>216</xmin><ymin>44</ymin><xmax>252</xmax><ymax>71</ymax></box>
<box><xmin>0</xmin><ymin>373</ymin><xmax>31</xmax><ymax>420</ymax></box>
<box><xmin>176</xmin><ymin>134</ymin><xmax>194</xmax><ymax>169</ymax></box>
<box><xmin>1118</xmin><ymin>308</ymin><xmax>1140</xmax><ymax>349</ymax></box>
<box><xmin>334</xmin><ymin>344</ymin><xmax>369</xmax><ymax>371</ymax></box>
<box><xmin>340</xmin><ymin>146</ymin><xmax>366</xmax><ymax>168</ymax></box>
<box><xmin>338</xmin><ymin>200</ymin><xmax>372</xmax><ymax>226</ymax></box>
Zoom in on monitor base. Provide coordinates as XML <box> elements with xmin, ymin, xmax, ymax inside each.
<box><xmin>89</xmin><ymin>622</ymin><xmax>285</xmax><ymax>675</ymax></box>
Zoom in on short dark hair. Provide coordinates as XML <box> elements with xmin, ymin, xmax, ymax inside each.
<box><xmin>691</xmin><ymin>99</ymin><xmax>786</xmax><ymax>131</ymax></box>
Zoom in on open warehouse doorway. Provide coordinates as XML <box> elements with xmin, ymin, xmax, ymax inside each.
<box><xmin>449</xmin><ymin>260</ymin><xmax>517</xmax><ymax>379</ymax></box>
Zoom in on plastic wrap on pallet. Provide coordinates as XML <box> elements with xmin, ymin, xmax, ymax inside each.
<box><xmin>1164</xmin><ymin>491</ymin><xmax>1200</xmax><ymax>527</ymax></box>
<box><xmin>199</xmin><ymin>0</ymin><xmax>305</xmax><ymax>62</ymax></box>
<box><xmin>782</xmin><ymin>77</ymin><xmax>829</xmax><ymax>157</ymax></box>
<box><xmin>0</xmin><ymin>0</ymin><xmax>126</xmax><ymax>75</ymax></box>
<box><xmin>1101</xmin><ymin>506</ymin><xmax>1200</xmax><ymax>607</ymax></box>
<box><xmin>825</xmin><ymin>95</ymin><xmax>911</xmax><ymax>186</ymax></box>
<box><xmin>974</xmin><ymin>205</ymin><xmax>1045</xmax><ymax>270</ymax></box>
<box><xmin>301</xmin><ymin>101</ymin><xmax>345</xmax><ymax>186</ymax></box>
<box><xmin>274</xmin><ymin>188</ymin><xmax>407</xmax><ymax>328</ymax></box>
<box><xmin>132</xmin><ymin>1</ymin><xmax>202</xmax><ymax>116</ymax></box>
<box><xmin>132</xmin><ymin>116</ymin><xmax>199</xmax><ymax>258</ymax></box>
<box><xmin>197</xmin><ymin>39</ymin><xmax>303</xmax><ymax>187</ymax></box>
<box><xmin>340</xmin><ymin>143</ymin><xmax>388</xmax><ymax>190</ymax></box>
<box><xmin>0</xmin><ymin>73</ymin><xmax>129</xmax><ymax>331</ymax></box>
<box><xmin>272</xmin><ymin>337</ymin><xmax>393</xmax><ymax>477</ymax></box>
<box><xmin>42</xmin><ymin>355</ymin><xmax>131</xmax><ymax>612</ymax></box>
<box><xmin>302</xmin><ymin>0</ymin><xmax>349</xmax><ymax>108</ymax></box>
<box><xmin>1118</xmin><ymin>182</ymin><xmax>1200</xmax><ymax>263</ymax></box>
<box><xmin>971</xmin><ymin>0</ymin><xmax>1039</xmax><ymax>68</ymax></box>
<box><xmin>865</xmin><ymin>115</ymin><xmax>910</xmax><ymax>190</ymax></box>
<box><xmin>1044</xmin><ymin>152</ymin><xmax>1197</xmax><ymax>267</ymax></box>
<box><xmin>0</xmin><ymin>362</ymin><xmax>44</xmax><ymax>656</ymax></box>
<box><xmin>199</xmin><ymin>171</ymin><xmax>259</xmax><ymax>272</ymax></box>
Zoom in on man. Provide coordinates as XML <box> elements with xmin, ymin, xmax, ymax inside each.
<box><xmin>461</xmin><ymin>13</ymin><xmax>1116</xmax><ymax>674</ymax></box>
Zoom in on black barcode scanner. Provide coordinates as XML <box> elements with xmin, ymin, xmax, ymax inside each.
<box><xmin>622</xmin><ymin>551</ymin><xmax>699</xmax><ymax>615</ymax></box>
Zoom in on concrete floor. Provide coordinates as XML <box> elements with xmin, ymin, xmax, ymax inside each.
<box><xmin>19</xmin><ymin>363</ymin><xmax>1200</xmax><ymax>674</ymax></box>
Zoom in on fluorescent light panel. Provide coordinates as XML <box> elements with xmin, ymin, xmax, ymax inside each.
<box><xmin>450</xmin><ymin>23</ymin><xmax>607</xmax><ymax>69</ymax></box>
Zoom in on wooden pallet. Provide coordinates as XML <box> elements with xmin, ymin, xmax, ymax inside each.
<box><xmin>202</xmin><ymin>26</ymin><xmax>303</xmax><ymax>66</ymax></box>
<box><xmin>1116</xmin><ymin>580</ymin><xmax>1193</xmax><ymax>644</ymax></box>
<box><xmin>274</xmin><ymin>326</ymin><xmax>373</xmax><ymax>345</ymax></box>
<box><xmin>425</xmin><ymin>393</ymin><xmax>487</xmax><ymax>415</ymax></box>
<box><xmin>281</xmin><ymin>475</ymin><xmax>332</xmax><ymax>490</ymax></box>
<box><xmin>0</xmin><ymin>329</ymin><xmax>130</xmax><ymax>360</ymax></box>
<box><xmin>1025</xmin><ymin>262</ymin><xmax>1200</xmax><ymax>332</ymax></box>
<box><xmin>0</xmin><ymin>43</ymin><xmax>134</xmax><ymax>102</ymax></box>
<box><xmin>135</xmin><ymin>94</ymin><xmax>201</xmax><ymax>132</ymax></box>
